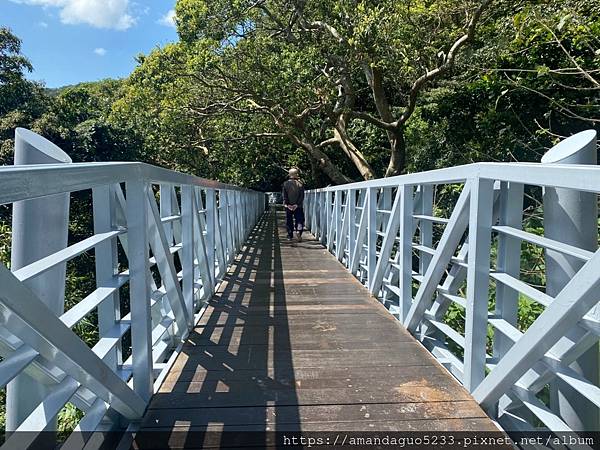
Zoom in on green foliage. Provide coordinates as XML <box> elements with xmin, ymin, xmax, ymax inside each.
<box><xmin>0</xmin><ymin>221</ymin><xmax>10</xmax><ymax>267</ymax></box>
<box><xmin>0</xmin><ymin>28</ymin><xmax>48</xmax><ymax>163</ymax></box>
<box><xmin>0</xmin><ymin>27</ymin><xmax>32</xmax><ymax>83</ymax></box>
<box><xmin>0</xmin><ymin>389</ymin><xmax>4</xmax><ymax>432</ymax></box>
<box><xmin>57</xmin><ymin>403</ymin><xmax>84</xmax><ymax>441</ymax></box>
<box><xmin>402</xmin><ymin>0</ymin><xmax>600</xmax><ymax>174</ymax></box>
<box><xmin>118</xmin><ymin>0</ymin><xmax>501</xmax><ymax>183</ymax></box>
<box><xmin>32</xmin><ymin>80</ymin><xmax>143</xmax><ymax>164</ymax></box>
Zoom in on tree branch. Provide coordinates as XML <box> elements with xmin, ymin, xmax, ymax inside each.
<box><xmin>398</xmin><ymin>0</ymin><xmax>492</xmax><ymax>125</ymax></box>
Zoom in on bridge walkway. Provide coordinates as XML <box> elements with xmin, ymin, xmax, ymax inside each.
<box><xmin>137</xmin><ymin>208</ymin><xmax>497</xmax><ymax>446</ymax></box>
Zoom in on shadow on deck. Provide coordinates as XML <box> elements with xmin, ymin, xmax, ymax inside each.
<box><xmin>135</xmin><ymin>208</ymin><xmax>498</xmax><ymax>448</ymax></box>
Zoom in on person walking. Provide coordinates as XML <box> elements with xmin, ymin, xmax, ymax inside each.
<box><xmin>282</xmin><ymin>168</ymin><xmax>305</xmax><ymax>241</ymax></box>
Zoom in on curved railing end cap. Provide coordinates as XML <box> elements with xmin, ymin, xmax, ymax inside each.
<box><xmin>15</xmin><ymin>128</ymin><xmax>72</xmax><ymax>164</ymax></box>
<box><xmin>541</xmin><ymin>129</ymin><xmax>597</xmax><ymax>164</ymax></box>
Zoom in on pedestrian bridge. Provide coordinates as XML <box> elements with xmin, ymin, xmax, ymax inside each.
<box><xmin>0</xmin><ymin>129</ymin><xmax>599</xmax><ymax>448</ymax></box>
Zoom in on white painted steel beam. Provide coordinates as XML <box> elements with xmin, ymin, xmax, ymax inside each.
<box><xmin>0</xmin><ymin>264</ymin><xmax>146</xmax><ymax>419</ymax></box>
<box><xmin>404</xmin><ymin>182</ymin><xmax>472</xmax><ymax>332</ymax></box>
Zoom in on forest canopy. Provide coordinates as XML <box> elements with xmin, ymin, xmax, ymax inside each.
<box><xmin>1</xmin><ymin>0</ymin><xmax>599</xmax><ymax>190</ymax></box>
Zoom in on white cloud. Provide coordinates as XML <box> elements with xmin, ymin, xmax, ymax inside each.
<box><xmin>38</xmin><ymin>21</ymin><xmax>49</xmax><ymax>27</ymax></box>
<box><xmin>158</xmin><ymin>9</ymin><xmax>176</xmax><ymax>28</ymax></box>
<box><xmin>11</xmin><ymin>0</ymin><xmax>136</xmax><ymax>30</ymax></box>
<box><xmin>94</xmin><ymin>47</ymin><xmax>107</xmax><ymax>56</ymax></box>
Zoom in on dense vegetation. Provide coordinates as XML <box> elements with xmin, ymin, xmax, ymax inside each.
<box><xmin>0</xmin><ymin>0</ymin><xmax>598</xmax><ymax>433</ymax></box>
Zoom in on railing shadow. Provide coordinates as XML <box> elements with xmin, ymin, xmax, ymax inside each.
<box><xmin>137</xmin><ymin>208</ymin><xmax>300</xmax><ymax>448</ymax></box>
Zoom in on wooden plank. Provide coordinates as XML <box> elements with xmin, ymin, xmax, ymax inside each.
<box><xmin>161</xmin><ymin>365</ymin><xmax>460</xmax><ymax>385</ymax></box>
<box><xmin>184</xmin><ymin>331</ymin><xmax>418</xmax><ymax>348</ymax></box>
<box><xmin>148</xmin><ymin>380</ymin><xmax>474</xmax><ymax>409</ymax></box>
<box><xmin>135</xmin><ymin>419</ymin><xmax>505</xmax><ymax>450</ymax></box>
<box><xmin>142</xmin><ymin>400</ymin><xmax>487</xmax><ymax>428</ymax></box>
<box><xmin>184</xmin><ymin>330</ymin><xmax>421</xmax><ymax>352</ymax></box>
<box><xmin>196</xmin><ymin>312</ymin><xmax>398</xmax><ymax>327</ymax></box>
<box><xmin>168</xmin><ymin>346</ymin><xmax>437</xmax><ymax>373</ymax></box>
<box><xmin>156</xmin><ymin>373</ymin><xmax>470</xmax><ymax>397</ymax></box>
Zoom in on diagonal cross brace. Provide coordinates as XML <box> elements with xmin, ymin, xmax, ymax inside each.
<box><xmin>369</xmin><ymin>187</ymin><xmax>402</xmax><ymax>294</ymax></box>
<box><xmin>404</xmin><ymin>180</ymin><xmax>472</xmax><ymax>332</ymax></box>
<box><xmin>146</xmin><ymin>189</ymin><xmax>190</xmax><ymax>335</ymax></box>
<box><xmin>0</xmin><ymin>264</ymin><xmax>146</xmax><ymax>420</ymax></box>
<box><xmin>337</xmin><ymin>192</ymin><xmax>351</xmax><ymax>262</ymax></box>
<box><xmin>192</xmin><ymin>188</ymin><xmax>213</xmax><ymax>299</ymax></box>
<box><xmin>349</xmin><ymin>190</ymin><xmax>368</xmax><ymax>275</ymax></box>
<box><xmin>473</xmin><ymin>246</ymin><xmax>600</xmax><ymax>411</ymax></box>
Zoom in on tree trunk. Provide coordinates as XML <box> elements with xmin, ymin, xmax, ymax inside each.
<box><xmin>308</xmin><ymin>144</ymin><xmax>352</xmax><ymax>184</ymax></box>
<box><xmin>363</xmin><ymin>66</ymin><xmax>407</xmax><ymax>177</ymax></box>
<box><xmin>385</xmin><ymin>126</ymin><xmax>406</xmax><ymax>177</ymax></box>
<box><xmin>285</xmin><ymin>131</ymin><xmax>351</xmax><ymax>184</ymax></box>
<box><xmin>334</xmin><ymin>115</ymin><xmax>377</xmax><ymax>180</ymax></box>
<box><xmin>276</xmin><ymin>115</ymin><xmax>352</xmax><ymax>184</ymax></box>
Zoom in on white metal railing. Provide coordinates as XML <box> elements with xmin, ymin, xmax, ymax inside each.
<box><xmin>305</xmin><ymin>143</ymin><xmax>600</xmax><ymax>434</ymax></box>
<box><xmin>0</xmin><ymin>152</ymin><xmax>265</xmax><ymax>445</ymax></box>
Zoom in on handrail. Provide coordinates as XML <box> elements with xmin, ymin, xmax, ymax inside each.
<box><xmin>308</xmin><ymin>162</ymin><xmax>600</xmax><ymax>193</ymax></box>
<box><xmin>0</xmin><ymin>162</ymin><xmax>256</xmax><ymax>205</ymax></box>
<box><xmin>0</xmin><ymin>153</ymin><xmax>266</xmax><ymax>444</ymax></box>
<box><xmin>305</xmin><ymin>158</ymin><xmax>600</xmax><ymax>435</ymax></box>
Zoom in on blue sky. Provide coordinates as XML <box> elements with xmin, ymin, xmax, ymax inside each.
<box><xmin>2</xmin><ymin>1</ymin><xmax>178</xmax><ymax>88</ymax></box>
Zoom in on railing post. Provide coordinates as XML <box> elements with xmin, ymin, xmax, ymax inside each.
<box><xmin>326</xmin><ymin>191</ymin><xmax>334</xmax><ymax>248</ymax></box>
<box><xmin>317</xmin><ymin>192</ymin><xmax>322</xmax><ymax>238</ymax></box>
<box><xmin>205</xmin><ymin>189</ymin><xmax>216</xmax><ymax>290</ymax></box>
<box><xmin>332</xmin><ymin>191</ymin><xmax>341</xmax><ymax>254</ymax></box>
<box><xmin>158</xmin><ymin>185</ymin><xmax>177</xmax><ymax>333</ymax></box>
<box><xmin>347</xmin><ymin>189</ymin><xmax>356</xmax><ymax>268</ymax></box>
<box><xmin>380</xmin><ymin>187</ymin><xmax>392</xmax><ymax>235</ymax></box>
<box><xmin>236</xmin><ymin>191</ymin><xmax>243</xmax><ymax>248</ymax></box>
<box><xmin>349</xmin><ymin>189</ymin><xmax>367</xmax><ymax>276</ymax></box>
<box><xmin>319</xmin><ymin>192</ymin><xmax>326</xmax><ymax>242</ymax></box>
<box><xmin>224</xmin><ymin>191</ymin><xmax>233</xmax><ymax>261</ymax></box>
<box><xmin>181</xmin><ymin>185</ymin><xmax>195</xmax><ymax>327</ymax></box>
<box><xmin>231</xmin><ymin>190</ymin><xmax>238</xmax><ymax>254</ymax></box>
<box><xmin>228</xmin><ymin>190</ymin><xmax>235</xmax><ymax>260</ymax></box>
<box><xmin>160</xmin><ymin>184</ymin><xmax>174</xmax><ymax>244</ymax></box>
<box><xmin>493</xmin><ymin>181</ymin><xmax>528</xmax><ymax>421</ymax></box>
<box><xmin>192</xmin><ymin>187</ymin><xmax>212</xmax><ymax>302</ymax></box>
<box><xmin>233</xmin><ymin>191</ymin><xmax>240</xmax><ymax>252</ymax></box>
<box><xmin>367</xmin><ymin>187</ymin><xmax>377</xmax><ymax>288</ymax></box>
<box><xmin>240</xmin><ymin>191</ymin><xmax>246</xmax><ymax>243</ymax></box>
<box><xmin>398</xmin><ymin>184</ymin><xmax>414</xmax><ymax>323</ymax></box>
<box><xmin>370</xmin><ymin>187</ymin><xmax>402</xmax><ymax>295</ymax></box>
<box><xmin>126</xmin><ymin>179</ymin><xmax>153</xmax><ymax>403</ymax></box>
<box><xmin>542</xmin><ymin>130</ymin><xmax>599</xmax><ymax>431</ymax></box>
<box><xmin>7</xmin><ymin>128</ymin><xmax>72</xmax><ymax>431</ymax></box>
<box><xmin>321</xmin><ymin>191</ymin><xmax>331</xmax><ymax>245</ymax></box>
<box><xmin>306</xmin><ymin>192</ymin><xmax>312</xmax><ymax>232</ymax></box>
<box><xmin>493</xmin><ymin>181</ymin><xmax>524</xmax><ymax>358</ymax></box>
<box><xmin>219</xmin><ymin>190</ymin><xmax>229</xmax><ymax>264</ymax></box>
<box><xmin>419</xmin><ymin>185</ymin><xmax>433</xmax><ymax>274</ymax></box>
<box><xmin>309</xmin><ymin>192</ymin><xmax>315</xmax><ymax>233</ymax></box>
<box><xmin>464</xmin><ymin>178</ymin><xmax>494</xmax><ymax>393</ymax></box>
<box><xmin>92</xmin><ymin>185</ymin><xmax>122</xmax><ymax>372</ymax></box>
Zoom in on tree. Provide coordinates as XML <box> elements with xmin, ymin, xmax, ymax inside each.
<box><xmin>0</xmin><ymin>27</ymin><xmax>47</xmax><ymax>164</ymax></box>
<box><xmin>113</xmin><ymin>45</ymin><xmax>312</xmax><ymax>189</ymax></box>
<box><xmin>121</xmin><ymin>0</ymin><xmax>493</xmax><ymax>184</ymax></box>
<box><xmin>488</xmin><ymin>0</ymin><xmax>599</xmax><ymax>133</ymax></box>
<box><xmin>33</xmin><ymin>80</ymin><xmax>143</xmax><ymax>163</ymax></box>
<box><xmin>405</xmin><ymin>0</ymin><xmax>600</xmax><ymax>176</ymax></box>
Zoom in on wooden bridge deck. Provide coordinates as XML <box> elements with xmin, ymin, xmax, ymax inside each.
<box><xmin>137</xmin><ymin>208</ymin><xmax>497</xmax><ymax>446</ymax></box>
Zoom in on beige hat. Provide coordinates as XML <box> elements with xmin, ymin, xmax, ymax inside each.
<box><xmin>288</xmin><ymin>168</ymin><xmax>300</xmax><ymax>179</ymax></box>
